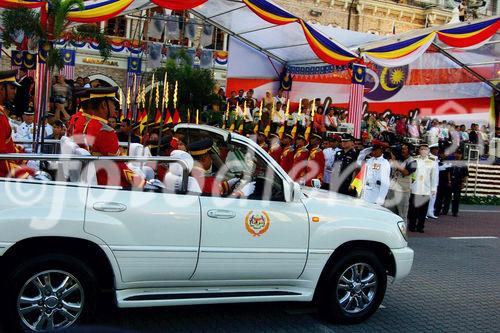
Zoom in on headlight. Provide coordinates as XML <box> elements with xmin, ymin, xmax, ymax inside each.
<box><xmin>397</xmin><ymin>221</ymin><xmax>408</xmax><ymax>241</ymax></box>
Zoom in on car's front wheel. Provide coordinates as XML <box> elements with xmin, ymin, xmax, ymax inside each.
<box><xmin>4</xmin><ymin>254</ymin><xmax>98</xmax><ymax>332</ymax></box>
<box><xmin>318</xmin><ymin>250</ymin><xmax>387</xmax><ymax>324</ymax></box>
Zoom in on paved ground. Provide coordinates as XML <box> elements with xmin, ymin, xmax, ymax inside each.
<box><xmin>2</xmin><ymin>206</ymin><xmax>499</xmax><ymax>332</ymax></box>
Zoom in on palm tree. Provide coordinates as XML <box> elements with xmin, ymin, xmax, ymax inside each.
<box><xmin>1</xmin><ymin>0</ymin><xmax>111</xmax><ymax>71</ymax></box>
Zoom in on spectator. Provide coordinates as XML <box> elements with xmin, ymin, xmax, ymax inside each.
<box><xmin>407</xmin><ymin>119</ymin><xmax>420</xmax><ymax>138</ymax></box>
<box><xmin>469</xmin><ymin>123</ymin><xmax>479</xmax><ymax>144</ymax></box>
<box><xmin>395</xmin><ymin>116</ymin><xmax>407</xmax><ymax>137</ymax></box>
<box><xmin>426</xmin><ymin>119</ymin><xmax>440</xmax><ymax>145</ymax></box>
<box><xmin>324</xmin><ymin>107</ymin><xmax>337</xmax><ymax>131</ymax></box>
<box><xmin>459</xmin><ymin>124</ymin><xmax>469</xmax><ymax>142</ymax></box>
<box><xmin>458</xmin><ymin>0</ymin><xmax>466</xmax><ymax>22</ymax></box>
<box><xmin>236</xmin><ymin>89</ymin><xmax>245</xmax><ymax>104</ymax></box>
<box><xmin>83</xmin><ymin>77</ymin><xmax>91</xmax><ymax>88</ymax></box>
<box><xmin>52</xmin><ymin>75</ymin><xmax>72</xmax><ymax>121</ymax></box>
<box><xmin>274</xmin><ymin>88</ymin><xmax>286</xmax><ymax>105</ymax></box>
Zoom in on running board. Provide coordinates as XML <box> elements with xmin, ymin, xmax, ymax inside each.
<box><xmin>116</xmin><ymin>287</ymin><xmax>313</xmax><ymax>308</ymax></box>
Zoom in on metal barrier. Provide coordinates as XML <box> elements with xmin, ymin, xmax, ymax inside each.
<box><xmin>0</xmin><ymin>153</ymin><xmax>189</xmax><ymax>193</ymax></box>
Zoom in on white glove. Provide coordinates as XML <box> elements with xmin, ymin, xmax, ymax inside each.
<box><xmin>227</xmin><ymin>177</ymin><xmax>240</xmax><ymax>188</ymax></box>
<box><xmin>238</xmin><ymin>181</ymin><xmax>256</xmax><ymax>197</ymax></box>
<box><xmin>376</xmin><ymin>198</ymin><xmax>385</xmax><ymax>206</ymax></box>
<box><xmin>144</xmin><ymin>179</ymin><xmax>166</xmax><ymax>190</ymax></box>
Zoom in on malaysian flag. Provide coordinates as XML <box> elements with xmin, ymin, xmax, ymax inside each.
<box><xmin>59</xmin><ymin>49</ymin><xmax>75</xmax><ymax>80</ymax></box>
<box><xmin>348</xmin><ymin>64</ymin><xmax>366</xmax><ymax>139</ymax></box>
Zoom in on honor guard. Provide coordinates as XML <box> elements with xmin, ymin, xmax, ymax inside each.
<box><xmin>0</xmin><ymin>70</ymin><xmax>34</xmax><ymax>178</ymax></box>
<box><xmin>279</xmin><ymin>133</ymin><xmax>294</xmax><ymax>174</ymax></box>
<box><xmin>362</xmin><ymin>140</ymin><xmax>391</xmax><ymax>205</ymax></box>
<box><xmin>305</xmin><ymin>133</ymin><xmax>325</xmax><ymax>187</ymax></box>
<box><xmin>331</xmin><ymin>134</ymin><xmax>359</xmax><ymax>196</ymax></box>
<box><xmin>79</xmin><ymin>87</ymin><xmax>144</xmax><ymax>188</ymax></box>
<box><xmin>188</xmin><ymin>138</ymin><xmax>254</xmax><ymax>197</ymax></box>
<box><xmin>292</xmin><ymin>134</ymin><xmax>309</xmax><ymax>182</ymax></box>
<box><xmin>268</xmin><ymin>133</ymin><xmax>282</xmax><ymax>164</ymax></box>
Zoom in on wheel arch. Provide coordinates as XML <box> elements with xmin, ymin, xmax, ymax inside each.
<box><xmin>1</xmin><ymin>236</ymin><xmax>116</xmax><ymax>291</ymax></box>
<box><xmin>313</xmin><ymin>240</ymin><xmax>396</xmax><ymax>302</ymax></box>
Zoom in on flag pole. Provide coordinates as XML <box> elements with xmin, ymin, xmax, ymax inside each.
<box><xmin>156</xmin><ymin>72</ymin><xmax>168</xmax><ymax>156</ymax></box>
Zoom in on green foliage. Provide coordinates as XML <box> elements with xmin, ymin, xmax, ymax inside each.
<box><xmin>149</xmin><ymin>50</ymin><xmax>218</xmax><ymax>118</ymax></box>
<box><xmin>1</xmin><ymin>0</ymin><xmax>110</xmax><ymax>71</ymax></box>
<box><xmin>73</xmin><ymin>24</ymin><xmax>111</xmax><ymax>60</ymax></box>
<box><xmin>461</xmin><ymin>196</ymin><xmax>500</xmax><ymax>206</ymax></box>
<box><xmin>0</xmin><ymin>8</ymin><xmax>42</xmax><ymax>48</ymax></box>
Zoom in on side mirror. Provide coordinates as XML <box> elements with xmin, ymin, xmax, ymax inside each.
<box><xmin>311</xmin><ymin>179</ymin><xmax>321</xmax><ymax>189</ymax></box>
<box><xmin>292</xmin><ymin>182</ymin><xmax>302</xmax><ymax>202</ymax></box>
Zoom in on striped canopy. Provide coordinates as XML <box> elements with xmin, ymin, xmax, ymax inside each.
<box><xmin>0</xmin><ymin>0</ymin><xmax>498</xmax><ymax>67</ymax></box>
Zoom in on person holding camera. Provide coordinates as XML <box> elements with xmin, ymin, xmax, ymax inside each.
<box><xmin>385</xmin><ymin>143</ymin><xmax>417</xmax><ymax>223</ymax></box>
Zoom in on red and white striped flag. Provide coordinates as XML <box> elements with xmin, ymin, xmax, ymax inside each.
<box><xmin>59</xmin><ymin>65</ymin><xmax>74</xmax><ymax>80</ymax></box>
<box><xmin>348</xmin><ymin>64</ymin><xmax>366</xmax><ymax>139</ymax></box>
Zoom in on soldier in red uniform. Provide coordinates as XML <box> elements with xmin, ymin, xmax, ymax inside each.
<box><xmin>0</xmin><ymin>70</ymin><xmax>34</xmax><ymax>179</ymax></box>
<box><xmin>305</xmin><ymin>133</ymin><xmax>325</xmax><ymax>187</ymax></box>
<box><xmin>79</xmin><ymin>87</ymin><xmax>144</xmax><ymax>188</ymax></box>
<box><xmin>188</xmin><ymin>138</ymin><xmax>232</xmax><ymax>196</ymax></box>
<box><xmin>279</xmin><ymin>133</ymin><xmax>294</xmax><ymax>174</ymax></box>
<box><xmin>292</xmin><ymin>134</ymin><xmax>310</xmax><ymax>182</ymax></box>
<box><xmin>268</xmin><ymin>133</ymin><xmax>282</xmax><ymax>164</ymax></box>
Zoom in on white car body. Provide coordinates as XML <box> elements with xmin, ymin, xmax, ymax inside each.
<box><xmin>0</xmin><ymin>124</ymin><xmax>413</xmax><ymax>317</ymax></box>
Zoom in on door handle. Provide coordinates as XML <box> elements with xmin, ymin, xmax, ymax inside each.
<box><xmin>207</xmin><ymin>209</ymin><xmax>236</xmax><ymax>219</ymax></box>
<box><xmin>93</xmin><ymin>202</ymin><xmax>127</xmax><ymax>213</ymax></box>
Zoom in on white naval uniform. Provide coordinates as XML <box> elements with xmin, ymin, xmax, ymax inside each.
<box><xmin>17</xmin><ymin>121</ymin><xmax>34</xmax><ymax>152</ymax></box>
<box><xmin>323</xmin><ymin>147</ymin><xmax>341</xmax><ymax>185</ymax></box>
<box><xmin>426</xmin><ymin>154</ymin><xmax>439</xmax><ymax>217</ymax></box>
<box><xmin>411</xmin><ymin>156</ymin><xmax>437</xmax><ymax>196</ymax></box>
<box><xmin>362</xmin><ymin>156</ymin><xmax>391</xmax><ymax>205</ymax></box>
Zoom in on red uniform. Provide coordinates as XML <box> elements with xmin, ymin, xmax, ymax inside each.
<box><xmin>292</xmin><ymin>147</ymin><xmax>310</xmax><ymax>181</ymax></box>
<box><xmin>305</xmin><ymin>147</ymin><xmax>325</xmax><ymax>186</ymax></box>
<box><xmin>0</xmin><ymin>106</ymin><xmax>33</xmax><ymax>178</ymax></box>
<box><xmin>269</xmin><ymin>145</ymin><xmax>282</xmax><ymax>164</ymax></box>
<box><xmin>279</xmin><ymin>146</ymin><xmax>294</xmax><ymax>174</ymax></box>
<box><xmin>83</xmin><ymin>117</ymin><xmax>144</xmax><ymax>188</ymax></box>
<box><xmin>191</xmin><ymin>166</ymin><xmax>230</xmax><ymax>196</ymax></box>
<box><xmin>68</xmin><ymin>110</ymin><xmax>84</xmax><ymax>136</ymax></box>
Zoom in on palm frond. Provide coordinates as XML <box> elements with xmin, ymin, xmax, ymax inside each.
<box><xmin>0</xmin><ymin>8</ymin><xmax>44</xmax><ymax>48</ymax></box>
<box><xmin>47</xmin><ymin>48</ymin><xmax>64</xmax><ymax>71</ymax></box>
<box><xmin>53</xmin><ymin>0</ymin><xmax>84</xmax><ymax>38</ymax></box>
<box><xmin>73</xmin><ymin>24</ymin><xmax>112</xmax><ymax>60</ymax></box>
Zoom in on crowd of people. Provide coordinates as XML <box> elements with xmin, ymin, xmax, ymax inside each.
<box><xmin>0</xmin><ymin>69</ymin><xmax>491</xmax><ymax>233</ymax></box>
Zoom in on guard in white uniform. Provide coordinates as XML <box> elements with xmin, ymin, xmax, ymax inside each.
<box><xmin>17</xmin><ymin>110</ymin><xmax>35</xmax><ymax>152</ymax></box>
<box><xmin>426</xmin><ymin>143</ymin><xmax>439</xmax><ymax>219</ymax></box>
<box><xmin>362</xmin><ymin>140</ymin><xmax>391</xmax><ymax>205</ymax></box>
<box><xmin>408</xmin><ymin>143</ymin><xmax>438</xmax><ymax>233</ymax></box>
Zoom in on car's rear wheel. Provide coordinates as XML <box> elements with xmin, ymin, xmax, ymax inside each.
<box><xmin>318</xmin><ymin>250</ymin><xmax>387</xmax><ymax>324</ymax></box>
<box><xmin>3</xmin><ymin>254</ymin><xmax>97</xmax><ymax>332</ymax></box>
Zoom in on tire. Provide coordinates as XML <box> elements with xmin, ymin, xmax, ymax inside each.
<box><xmin>318</xmin><ymin>250</ymin><xmax>387</xmax><ymax>324</ymax></box>
<box><xmin>2</xmin><ymin>254</ymin><xmax>98</xmax><ymax>332</ymax></box>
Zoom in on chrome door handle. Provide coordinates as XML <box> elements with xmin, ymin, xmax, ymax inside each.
<box><xmin>93</xmin><ymin>202</ymin><xmax>127</xmax><ymax>213</ymax></box>
<box><xmin>207</xmin><ymin>209</ymin><xmax>236</xmax><ymax>219</ymax></box>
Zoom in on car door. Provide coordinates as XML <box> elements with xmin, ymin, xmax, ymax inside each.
<box><xmin>84</xmin><ymin>164</ymin><xmax>201</xmax><ymax>285</ymax></box>
<box><xmin>192</xmin><ymin>138</ymin><xmax>309</xmax><ymax>281</ymax></box>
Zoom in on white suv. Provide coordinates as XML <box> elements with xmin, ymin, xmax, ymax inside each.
<box><xmin>0</xmin><ymin>125</ymin><xmax>413</xmax><ymax>332</ymax></box>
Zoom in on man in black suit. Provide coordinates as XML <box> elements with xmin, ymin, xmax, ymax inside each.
<box><xmin>14</xmin><ymin>67</ymin><xmax>33</xmax><ymax>118</ymax></box>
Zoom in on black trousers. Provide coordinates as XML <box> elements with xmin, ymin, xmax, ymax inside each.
<box><xmin>443</xmin><ymin>188</ymin><xmax>461</xmax><ymax>216</ymax></box>
<box><xmin>435</xmin><ymin>184</ymin><xmax>450</xmax><ymax>215</ymax></box>
<box><xmin>408</xmin><ymin>194</ymin><xmax>430</xmax><ymax>232</ymax></box>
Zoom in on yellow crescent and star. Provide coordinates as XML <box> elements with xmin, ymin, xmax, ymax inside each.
<box><xmin>353</xmin><ymin>66</ymin><xmax>365</xmax><ymax>83</ymax></box>
<box><xmin>380</xmin><ymin>67</ymin><xmax>406</xmax><ymax>92</ymax></box>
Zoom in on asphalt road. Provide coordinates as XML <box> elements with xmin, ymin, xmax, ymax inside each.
<box><xmin>2</xmin><ymin>206</ymin><xmax>500</xmax><ymax>332</ymax></box>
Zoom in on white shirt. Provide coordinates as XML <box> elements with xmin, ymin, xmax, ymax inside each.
<box><xmin>411</xmin><ymin>155</ymin><xmax>438</xmax><ymax>196</ymax></box>
<box><xmin>325</xmin><ymin>114</ymin><xmax>337</xmax><ymax>128</ymax></box>
<box><xmin>17</xmin><ymin>122</ymin><xmax>34</xmax><ymax>152</ymax></box>
<box><xmin>427</xmin><ymin>126</ymin><xmax>440</xmax><ymax>145</ymax></box>
<box><xmin>274</xmin><ymin>96</ymin><xmax>286</xmax><ymax>105</ymax></box>
<box><xmin>362</xmin><ymin>156</ymin><xmax>391</xmax><ymax>205</ymax></box>
<box><xmin>323</xmin><ymin>147</ymin><xmax>340</xmax><ymax>184</ymax></box>
<box><xmin>44</xmin><ymin>123</ymin><xmax>53</xmax><ymax>138</ymax></box>
<box><xmin>272</xmin><ymin>109</ymin><xmax>285</xmax><ymax>124</ymax></box>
